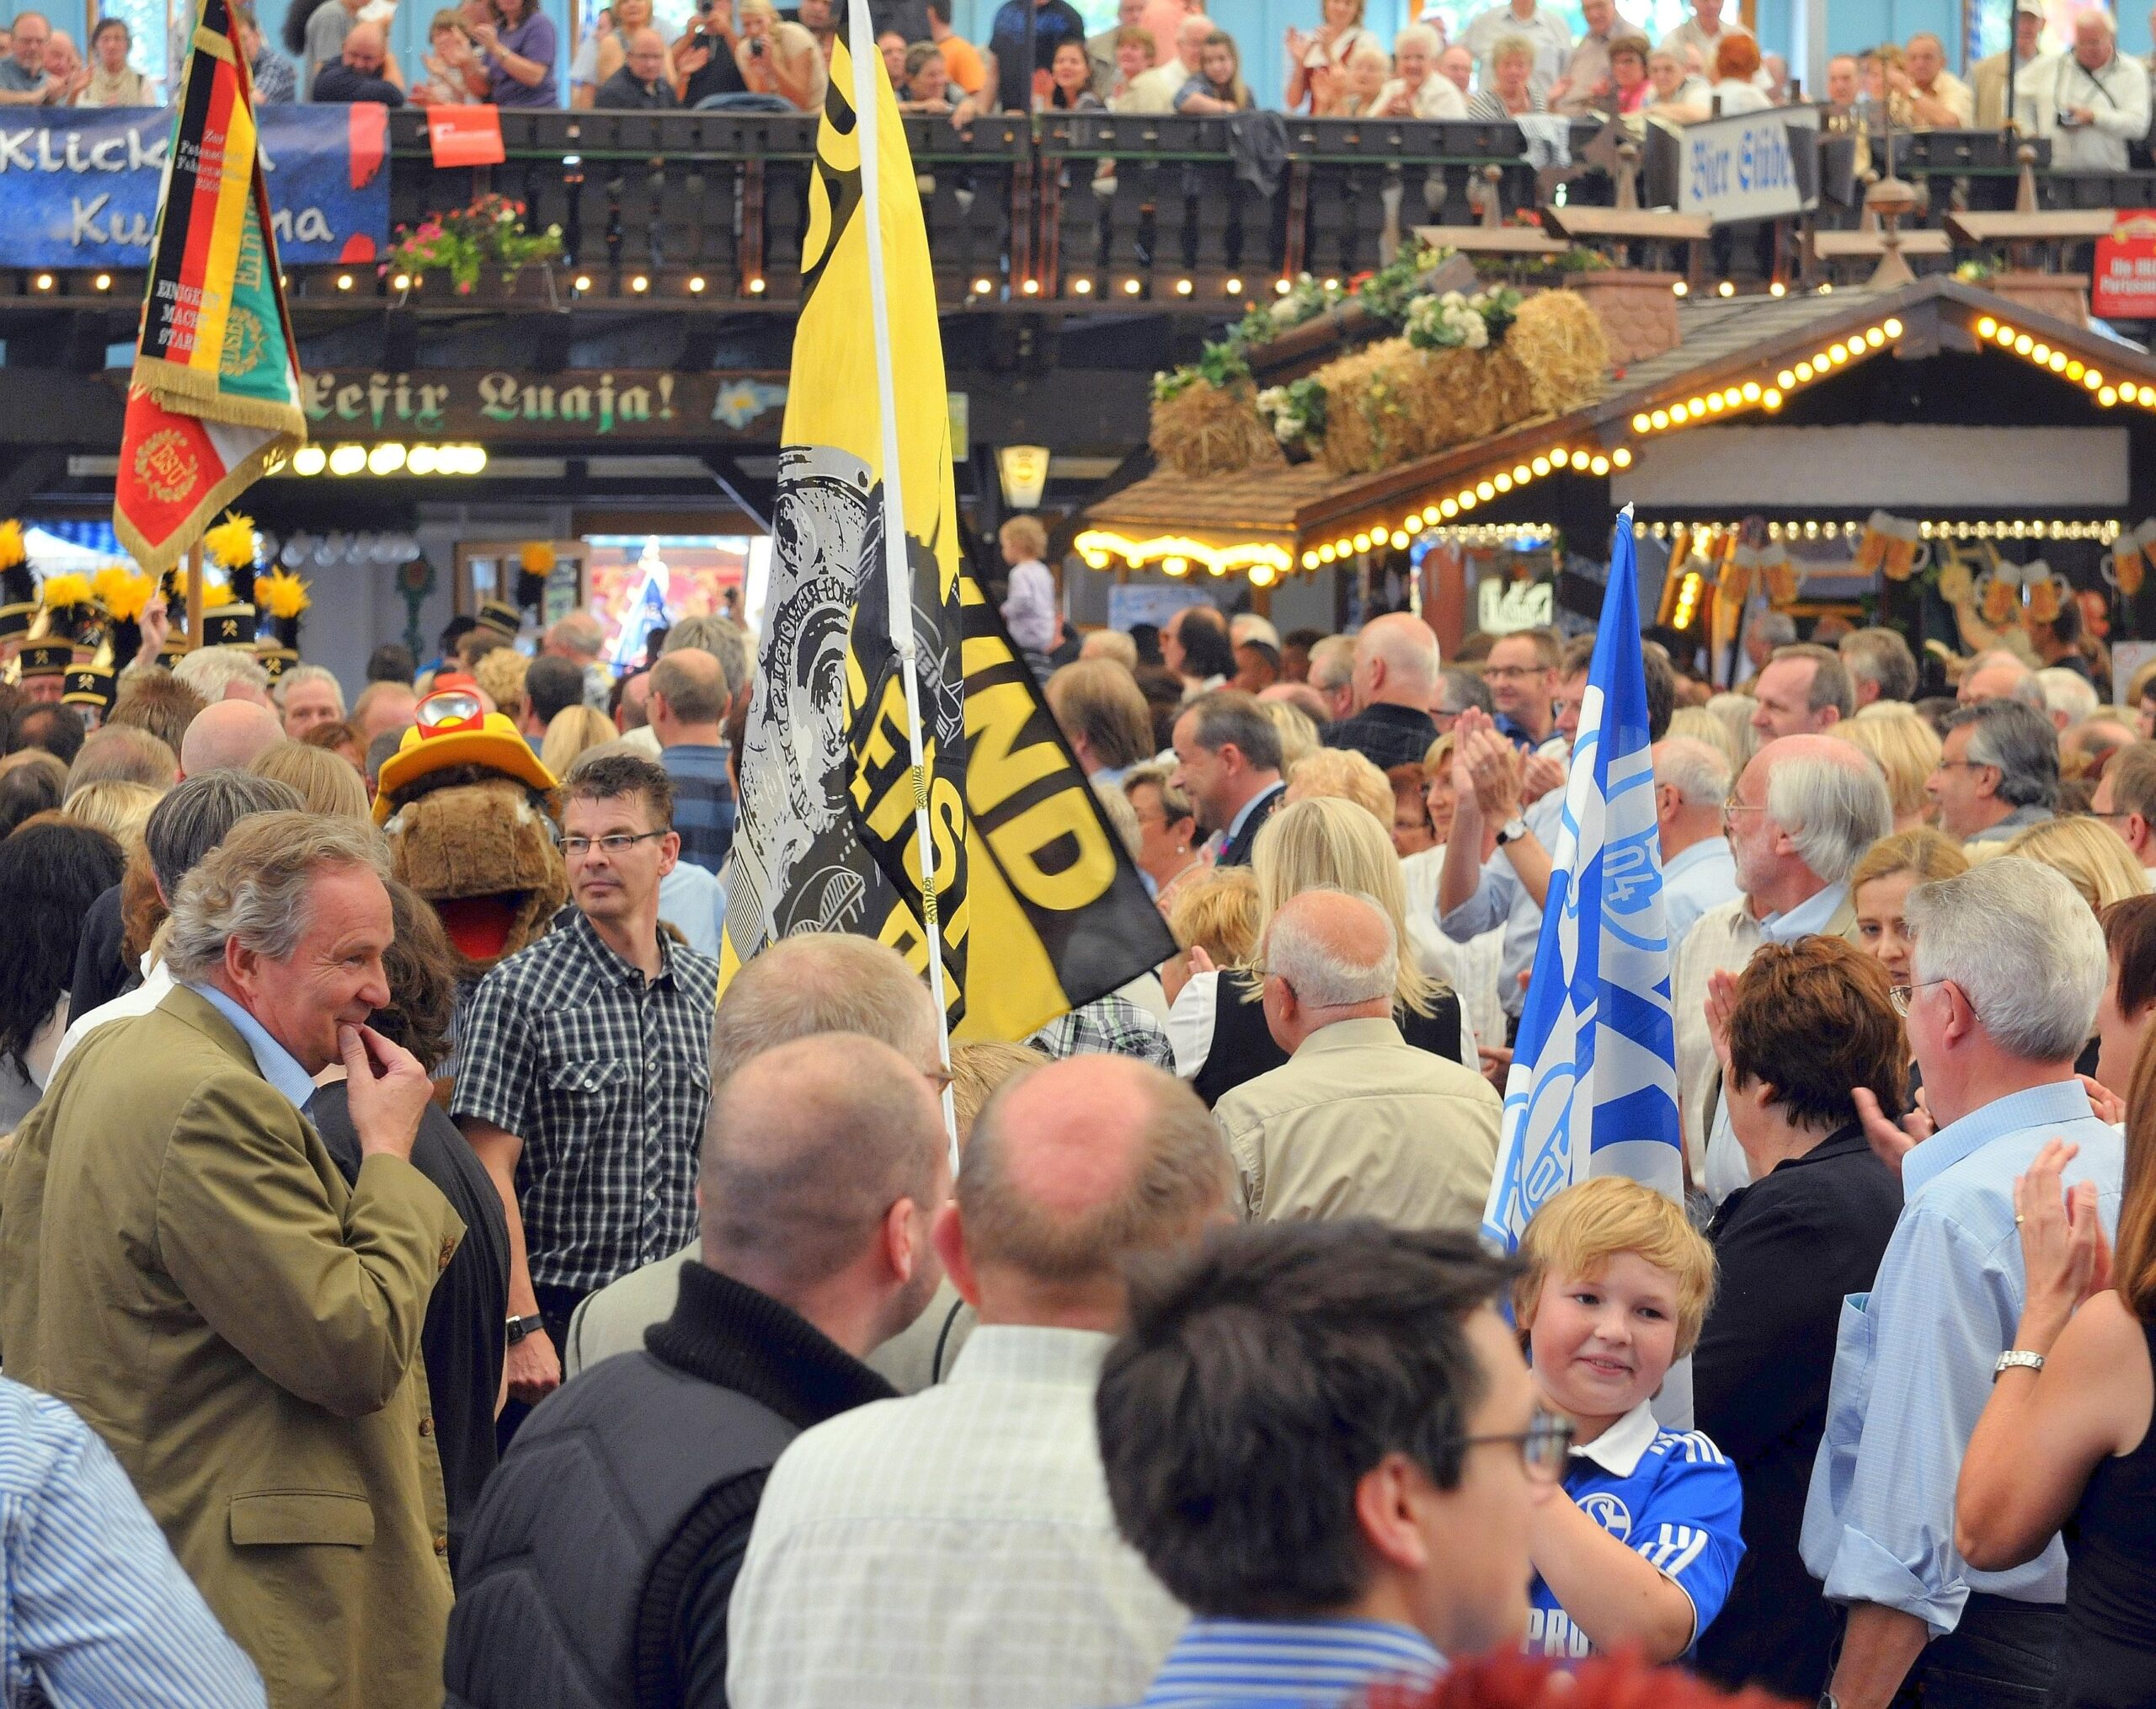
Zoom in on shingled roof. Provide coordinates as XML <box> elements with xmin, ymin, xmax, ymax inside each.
<box><xmin>1081</xmin><ymin>275</ymin><xmax>2155</xmax><ymax>573</ymax></box>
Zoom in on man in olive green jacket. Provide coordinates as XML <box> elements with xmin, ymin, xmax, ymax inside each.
<box><xmin>0</xmin><ymin>812</ymin><xmax>463</xmax><ymax>1709</ymax></box>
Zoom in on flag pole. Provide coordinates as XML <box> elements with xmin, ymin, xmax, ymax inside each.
<box><xmin>184</xmin><ymin>542</ymin><xmax>204</xmax><ymax>651</ymax></box>
<box><xmin>848</xmin><ymin>2</ymin><xmax>958</xmax><ymax>1169</ymax></box>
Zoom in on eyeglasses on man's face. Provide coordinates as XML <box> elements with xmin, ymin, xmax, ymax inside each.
<box><xmin>1889</xmin><ymin>976</ymin><xmax>1949</xmax><ymax>1017</ymax></box>
<box><xmin>1461</xmin><ymin>1405</ymin><xmax>1573</xmax><ymax>1482</ymax></box>
<box><xmin>559</xmin><ymin>830</ymin><xmax>668</xmax><ymax>858</ymax></box>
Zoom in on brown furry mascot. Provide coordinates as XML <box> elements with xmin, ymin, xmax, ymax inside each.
<box><xmin>373</xmin><ymin>688</ymin><xmax>569</xmax><ymax>979</ymax></box>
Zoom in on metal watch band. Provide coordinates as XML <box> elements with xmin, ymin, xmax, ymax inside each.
<box><xmin>1993</xmin><ymin>1349</ymin><xmax>2046</xmax><ymax>1381</ymax></box>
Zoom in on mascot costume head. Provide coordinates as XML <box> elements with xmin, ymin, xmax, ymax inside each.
<box><xmin>374</xmin><ymin>684</ymin><xmax>570</xmax><ymax>976</ymax></box>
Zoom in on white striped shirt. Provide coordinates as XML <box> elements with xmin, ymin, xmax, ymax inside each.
<box><xmin>0</xmin><ymin>1377</ymin><xmax>265</xmax><ymax>1706</ymax></box>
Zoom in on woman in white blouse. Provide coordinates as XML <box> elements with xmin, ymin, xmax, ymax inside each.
<box><xmin>1282</xmin><ymin>0</ymin><xmax>1377</xmax><ymax>114</ymax></box>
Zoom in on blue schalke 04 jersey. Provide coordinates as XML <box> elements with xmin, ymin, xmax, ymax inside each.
<box><xmin>1525</xmin><ymin>1401</ymin><xmax>1745</xmax><ymax>1663</ymax></box>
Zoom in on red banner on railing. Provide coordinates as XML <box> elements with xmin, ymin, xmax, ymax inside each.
<box><xmin>429</xmin><ymin>104</ymin><xmax>505</xmax><ymax>168</ymax></box>
<box><xmin>2094</xmin><ymin>211</ymin><xmax>2156</xmax><ymax>321</ymax></box>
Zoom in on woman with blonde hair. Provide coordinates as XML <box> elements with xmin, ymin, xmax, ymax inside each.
<box><xmin>1167</xmin><ymin>794</ymin><xmax>1469</xmax><ymax>1106</ymax></box>
<box><xmin>540</xmin><ymin>705</ymin><xmax>617</xmax><ymax>779</ymax></box>
<box><xmin>1259</xmin><ymin>699</ymin><xmax>1321</xmax><ymax>775</ymax></box>
<box><xmin>246</xmin><ymin>740</ymin><xmax>371</xmax><ymax>820</ymax></box>
<box><xmin>61</xmin><ymin>780</ymin><xmax>160</xmax><ymax>852</ymax></box>
<box><xmin>1402</xmin><ymin>728</ymin><xmax>1506</xmax><ymax>1054</ymax></box>
<box><xmin>1849</xmin><ymin>827</ymin><xmax>1968</xmax><ymax>991</ymax></box>
<box><xmin>1283</xmin><ymin>745</ymin><xmax>1392</xmax><ymax>827</ymax></box>
<box><xmin>1833</xmin><ymin>708</ymin><xmax>1942</xmax><ymax>834</ymax></box>
<box><xmin>1162</xmin><ymin>865</ymin><xmax>1261</xmax><ymax>1006</ymax></box>
<box><xmin>2006</xmin><ymin>815</ymin><xmax>2153</xmax><ymax>916</ymax></box>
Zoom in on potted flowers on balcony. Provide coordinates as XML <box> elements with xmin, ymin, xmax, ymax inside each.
<box><xmin>383</xmin><ymin>194</ymin><xmax>564</xmax><ymax>304</ymax></box>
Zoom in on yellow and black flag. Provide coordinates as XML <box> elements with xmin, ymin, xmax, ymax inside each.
<box><xmin>720</xmin><ymin>20</ymin><xmax>1172</xmax><ymax>1042</ymax></box>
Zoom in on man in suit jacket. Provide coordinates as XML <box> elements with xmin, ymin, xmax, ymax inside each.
<box><xmin>0</xmin><ymin>810</ymin><xmax>462</xmax><ymax>1709</ymax></box>
<box><xmin>1669</xmin><ymin>736</ymin><xmax>1892</xmax><ymax>1205</ymax></box>
<box><xmin>1171</xmin><ymin>689</ymin><xmax>1283</xmax><ymax>869</ymax></box>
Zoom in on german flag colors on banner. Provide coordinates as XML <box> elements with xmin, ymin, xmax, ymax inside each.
<box><xmin>114</xmin><ymin>0</ymin><xmax>305</xmax><ymax>574</ymax></box>
<box><xmin>720</xmin><ymin>22</ymin><xmax>1173</xmax><ymax>1043</ymax></box>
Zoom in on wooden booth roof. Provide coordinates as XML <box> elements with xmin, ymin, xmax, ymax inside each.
<box><xmin>1079</xmin><ymin>276</ymin><xmax>2156</xmax><ymax>579</ymax></box>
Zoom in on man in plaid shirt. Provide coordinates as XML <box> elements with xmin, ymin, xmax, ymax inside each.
<box><xmin>454</xmin><ymin>752</ymin><xmax>718</xmax><ymax>1423</ymax></box>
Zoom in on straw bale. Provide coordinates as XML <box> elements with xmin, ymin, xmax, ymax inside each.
<box><xmin>1505</xmin><ymin>290</ymin><xmax>1611</xmax><ymax>415</ymax></box>
<box><xmin>1149</xmin><ymin>380</ymin><xmax>1284</xmax><ymax>478</ymax></box>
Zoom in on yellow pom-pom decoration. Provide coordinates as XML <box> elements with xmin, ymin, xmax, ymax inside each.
<box><xmin>39</xmin><ymin>571</ymin><xmax>93</xmax><ymax>612</ymax></box>
<box><xmin>520</xmin><ymin>542</ymin><xmax>556</xmax><ymax>576</ymax></box>
<box><xmin>203</xmin><ymin>511</ymin><xmax>259</xmax><ymax>571</ymax></box>
<box><xmin>95</xmin><ymin>568</ymin><xmax>153</xmax><ymax>623</ymax></box>
<box><xmin>257</xmin><ymin>569</ymin><xmax>312</xmax><ymax>620</ymax></box>
<box><xmin>0</xmin><ymin>520</ymin><xmax>25</xmax><ymax>569</ymax></box>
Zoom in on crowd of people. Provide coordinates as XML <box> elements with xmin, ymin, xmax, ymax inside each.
<box><xmin>16</xmin><ymin>0</ymin><xmax>2134</xmax><ymax>142</ymax></box>
<box><xmin>1</xmin><ymin>573</ymin><xmax>2155</xmax><ymax>1709</ymax></box>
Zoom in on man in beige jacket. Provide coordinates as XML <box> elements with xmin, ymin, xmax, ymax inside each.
<box><xmin>1213</xmin><ymin>889</ymin><xmax>1501</xmax><ymax>1232</ymax></box>
<box><xmin>0</xmin><ymin>812</ymin><xmax>462</xmax><ymax>1709</ymax></box>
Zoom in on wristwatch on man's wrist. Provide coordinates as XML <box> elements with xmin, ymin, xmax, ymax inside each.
<box><xmin>1993</xmin><ymin>1349</ymin><xmax>2046</xmax><ymax>1381</ymax></box>
<box><xmin>1496</xmin><ymin>815</ymin><xmax>1531</xmax><ymax>846</ymax></box>
<box><xmin>505</xmin><ymin>1312</ymin><xmax>546</xmax><ymax>1346</ymax></box>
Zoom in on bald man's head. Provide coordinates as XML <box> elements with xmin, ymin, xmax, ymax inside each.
<box><xmin>179</xmin><ymin>698</ymin><xmax>283</xmax><ymax>777</ymax></box>
<box><xmin>952</xmin><ymin>1056</ymin><xmax>1228</xmax><ymax>1320</ymax></box>
<box><xmin>344</xmin><ymin>21</ymin><xmax>385</xmax><ymax>68</ymax></box>
<box><xmin>699</xmin><ymin>1033</ymin><xmax>948</xmax><ymax>1328</ymax></box>
<box><xmin>1351</xmin><ymin>612</ymin><xmax>1441</xmax><ymax>713</ymax></box>
<box><xmin>648</xmin><ymin>646</ymin><xmax>728</xmax><ymax>733</ymax></box>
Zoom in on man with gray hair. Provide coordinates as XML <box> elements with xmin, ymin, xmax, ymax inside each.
<box><xmin>1652</xmin><ymin>735</ymin><xmax>1738</xmax><ymax>952</ymax></box>
<box><xmin>171</xmin><ymin>643</ymin><xmax>272</xmax><ymax>709</ymax></box>
<box><xmin>647</xmin><ymin>648</ymin><xmax>735</xmax><ymax>875</ymax></box>
<box><xmin>55</xmin><ymin>771</ymin><xmax>307</xmax><ymax>1073</ymax></box>
<box><xmin>1957</xmin><ymin>648</ymin><xmax>2046</xmax><ymax>710</ymax></box>
<box><xmin>1742</xmin><ymin>609</ymin><xmax>1797</xmax><ymax>677</ymax></box>
<box><xmin>1320</xmin><ymin>613</ymin><xmax>1442</xmax><ymax>771</ymax></box>
<box><xmin>1212</xmin><ymin>889</ymin><xmax>1501</xmax><ymax>1233</ymax></box>
<box><xmin>274</xmin><ymin>662</ymin><xmax>345</xmax><ymax>740</ymax></box>
<box><xmin>543</xmin><ymin>611</ymin><xmax>611</xmax><ymax>710</ymax></box>
<box><xmin>446</xmin><ymin>1032</ymin><xmax>950</xmax><ymax>1709</ymax></box>
<box><xmin>1838</xmin><ymin>627</ymin><xmax>1918</xmax><ymax>708</ymax></box>
<box><xmin>1929</xmin><ymin>700</ymin><xmax>2057</xmax><ymax>844</ymax></box>
<box><xmin>562</xmin><ymin>931</ymin><xmax>947</xmax><ymax>1376</ymax></box>
<box><xmin>1750</xmin><ymin>643</ymin><xmax>1854</xmax><ymax>742</ymax></box>
<box><xmin>2036</xmin><ymin>665</ymin><xmax>2100</xmax><ymax>733</ymax></box>
<box><xmin>1805</xmin><ymin>858</ymin><xmax>2121</xmax><ymax>1709</ymax></box>
<box><xmin>728</xmin><ymin>1054</ymin><xmax>1216</xmax><ymax>1709</ymax></box>
<box><xmin>1673</xmin><ymin>734</ymin><xmax>1892</xmax><ymax>1202</ymax></box>
<box><xmin>0</xmin><ymin>811</ymin><xmax>458</xmax><ymax>1707</ymax></box>
<box><xmin>1306</xmin><ymin>633</ymin><xmax>1358</xmax><ymax>723</ymax></box>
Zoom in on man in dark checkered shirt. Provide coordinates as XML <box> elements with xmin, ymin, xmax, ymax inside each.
<box><xmin>453</xmin><ymin>752</ymin><xmax>718</xmax><ymax>1419</ymax></box>
<box><xmin>1317</xmin><ymin>614</ymin><xmax>1443</xmax><ymax>772</ymax></box>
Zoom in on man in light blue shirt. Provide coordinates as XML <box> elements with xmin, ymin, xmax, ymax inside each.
<box><xmin>1652</xmin><ymin>734</ymin><xmax>1740</xmax><ymax>953</ymax></box>
<box><xmin>1803</xmin><ymin>858</ymin><xmax>2122</xmax><ymax>1709</ymax></box>
<box><xmin>0</xmin><ymin>1377</ymin><xmax>267</xmax><ymax>1706</ymax></box>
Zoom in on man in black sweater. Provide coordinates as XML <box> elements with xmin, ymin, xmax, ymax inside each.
<box><xmin>311</xmin><ymin>21</ymin><xmax>404</xmax><ymax>103</ymax></box>
<box><xmin>443</xmin><ymin>1026</ymin><xmax>951</xmax><ymax>1708</ymax></box>
<box><xmin>593</xmin><ymin>25</ymin><xmax>680</xmax><ymax>106</ymax></box>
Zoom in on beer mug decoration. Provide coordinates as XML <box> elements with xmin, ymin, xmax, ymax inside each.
<box><xmin>1854</xmin><ymin>511</ymin><xmax>1929</xmax><ymax>582</ymax></box>
<box><xmin>2107</xmin><ymin>520</ymin><xmax>2156</xmax><ymax>600</ymax></box>
<box><xmin>1974</xmin><ymin>557</ymin><xmax>2069</xmax><ymax>628</ymax></box>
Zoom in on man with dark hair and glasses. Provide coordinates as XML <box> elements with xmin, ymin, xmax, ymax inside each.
<box><xmin>454</xmin><ymin>750</ymin><xmax>718</xmax><ymax>1438</ymax></box>
<box><xmin>1097</xmin><ymin>1221</ymin><xmax>1563</xmax><ymax>1704</ymax></box>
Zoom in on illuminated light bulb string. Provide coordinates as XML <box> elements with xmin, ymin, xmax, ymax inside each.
<box><xmin>1972</xmin><ymin>313</ymin><xmax>2156</xmax><ymax>413</ymax></box>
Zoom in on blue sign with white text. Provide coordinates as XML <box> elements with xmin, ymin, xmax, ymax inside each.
<box><xmin>0</xmin><ymin>105</ymin><xmax>387</xmax><ymax>269</ymax></box>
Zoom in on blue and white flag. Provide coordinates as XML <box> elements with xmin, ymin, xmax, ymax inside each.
<box><xmin>1482</xmin><ymin>507</ymin><xmax>1684</xmax><ymax>1252</ymax></box>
